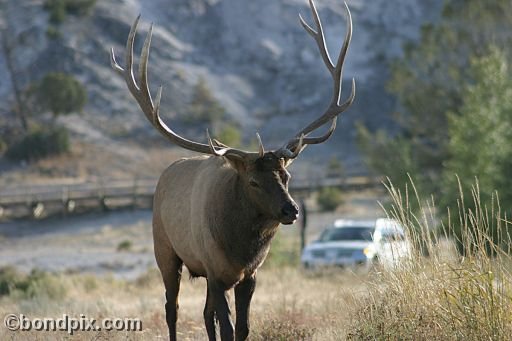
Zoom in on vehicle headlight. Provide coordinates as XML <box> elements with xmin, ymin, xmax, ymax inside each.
<box><xmin>363</xmin><ymin>245</ymin><xmax>376</xmax><ymax>258</ymax></box>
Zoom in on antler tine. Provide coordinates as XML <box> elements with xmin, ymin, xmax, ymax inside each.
<box><xmin>299</xmin><ymin>0</ymin><xmax>335</xmax><ymax>73</ymax></box>
<box><xmin>124</xmin><ymin>15</ymin><xmax>141</xmax><ymax>97</ymax></box>
<box><xmin>213</xmin><ymin>139</ymin><xmax>228</xmax><ymax>148</ymax></box>
<box><xmin>256</xmin><ymin>133</ymin><xmax>265</xmax><ymax>157</ymax></box>
<box><xmin>110</xmin><ymin>15</ymin><xmax>142</xmax><ymax>76</ymax></box>
<box><xmin>277</xmin><ymin>1</ymin><xmax>355</xmax><ymax>159</ymax></box>
<box><xmin>110</xmin><ymin>48</ymin><xmax>124</xmax><ymax>75</ymax></box>
<box><xmin>283</xmin><ymin>117</ymin><xmax>337</xmax><ymax>151</ymax></box>
<box><xmin>303</xmin><ymin>116</ymin><xmax>337</xmax><ymax>145</ymax></box>
<box><xmin>333</xmin><ymin>2</ymin><xmax>353</xmax><ymax>105</ymax></box>
<box><xmin>111</xmin><ymin>16</ymin><xmax>256</xmax><ymax>158</ymax></box>
<box><xmin>206</xmin><ymin>129</ymin><xmax>225</xmax><ymax>156</ymax></box>
<box><xmin>206</xmin><ymin>129</ymin><xmax>248</xmax><ymax>160</ymax></box>
<box><xmin>279</xmin><ymin>134</ymin><xmax>305</xmax><ymax>159</ymax></box>
<box><xmin>138</xmin><ymin>23</ymin><xmax>155</xmax><ymax>116</ymax></box>
<box><xmin>153</xmin><ymin>85</ymin><xmax>163</xmax><ymax>125</ymax></box>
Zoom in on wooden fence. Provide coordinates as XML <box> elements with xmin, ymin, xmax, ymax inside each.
<box><xmin>0</xmin><ymin>176</ymin><xmax>380</xmax><ymax>220</ymax></box>
<box><xmin>0</xmin><ymin>178</ymin><xmax>156</xmax><ymax>220</ymax></box>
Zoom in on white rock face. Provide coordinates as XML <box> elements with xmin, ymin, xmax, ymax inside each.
<box><xmin>0</xmin><ymin>0</ymin><xmax>443</xmax><ymax>171</ymax></box>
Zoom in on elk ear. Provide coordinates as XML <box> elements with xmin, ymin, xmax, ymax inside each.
<box><xmin>224</xmin><ymin>154</ymin><xmax>247</xmax><ymax>173</ymax></box>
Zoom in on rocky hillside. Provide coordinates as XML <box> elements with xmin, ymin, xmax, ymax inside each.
<box><xmin>0</xmin><ymin>0</ymin><xmax>443</xmax><ymax>174</ymax></box>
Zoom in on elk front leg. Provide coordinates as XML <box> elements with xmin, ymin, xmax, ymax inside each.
<box><xmin>234</xmin><ymin>275</ymin><xmax>256</xmax><ymax>341</ymax></box>
<box><xmin>203</xmin><ymin>285</ymin><xmax>216</xmax><ymax>341</ymax></box>
<box><xmin>208</xmin><ymin>280</ymin><xmax>234</xmax><ymax>341</ymax></box>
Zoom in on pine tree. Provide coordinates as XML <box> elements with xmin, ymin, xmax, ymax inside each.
<box><xmin>357</xmin><ymin>0</ymin><xmax>512</xmax><ymax>195</ymax></box>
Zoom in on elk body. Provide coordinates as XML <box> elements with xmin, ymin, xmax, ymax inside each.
<box><xmin>111</xmin><ymin>1</ymin><xmax>355</xmax><ymax>340</ymax></box>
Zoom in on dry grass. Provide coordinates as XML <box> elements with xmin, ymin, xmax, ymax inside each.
<box><xmin>2</xmin><ymin>179</ymin><xmax>511</xmax><ymax>340</ymax></box>
<box><xmin>347</xmin><ymin>179</ymin><xmax>512</xmax><ymax>340</ymax></box>
<box><xmin>0</xmin><ymin>265</ymin><xmax>367</xmax><ymax>340</ymax></box>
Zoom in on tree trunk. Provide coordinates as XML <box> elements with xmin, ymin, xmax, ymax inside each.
<box><xmin>1</xmin><ymin>30</ymin><xmax>29</xmax><ymax>132</ymax></box>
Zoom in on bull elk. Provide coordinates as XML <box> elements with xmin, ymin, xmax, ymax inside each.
<box><xmin>111</xmin><ymin>0</ymin><xmax>354</xmax><ymax>339</ymax></box>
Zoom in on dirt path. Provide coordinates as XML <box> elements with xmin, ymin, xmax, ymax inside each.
<box><xmin>0</xmin><ymin>189</ymin><xmax>385</xmax><ymax>278</ymax></box>
<box><xmin>0</xmin><ymin>210</ymin><xmax>154</xmax><ymax>279</ymax></box>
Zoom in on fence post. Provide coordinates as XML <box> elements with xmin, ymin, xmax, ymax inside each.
<box><xmin>31</xmin><ymin>201</ymin><xmax>45</xmax><ymax>219</ymax></box>
<box><xmin>61</xmin><ymin>186</ymin><xmax>68</xmax><ymax>216</ymax></box>
<box><xmin>98</xmin><ymin>180</ymin><xmax>108</xmax><ymax>212</ymax></box>
<box><xmin>132</xmin><ymin>177</ymin><xmax>138</xmax><ymax>210</ymax></box>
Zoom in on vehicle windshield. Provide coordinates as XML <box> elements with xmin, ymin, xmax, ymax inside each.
<box><xmin>380</xmin><ymin>231</ymin><xmax>405</xmax><ymax>242</ymax></box>
<box><xmin>319</xmin><ymin>227</ymin><xmax>374</xmax><ymax>242</ymax></box>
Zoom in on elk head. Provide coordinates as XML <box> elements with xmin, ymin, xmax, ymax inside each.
<box><xmin>221</xmin><ymin>148</ymin><xmax>298</xmax><ymax>225</ymax></box>
<box><xmin>110</xmin><ymin>0</ymin><xmax>355</xmax><ymax>225</ymax></box>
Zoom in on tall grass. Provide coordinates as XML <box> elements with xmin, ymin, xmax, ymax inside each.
<box><xmin>2</xmin><ymin>178</ymin><xmax>511</xmax><ymax>339</ymax></box>
<box><xmin>348</xmin><ymin>178</ymin><xmax>512</xmax><ymax>340</ymax></box>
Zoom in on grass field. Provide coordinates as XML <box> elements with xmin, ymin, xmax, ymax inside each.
<box><xmin>0</xmin><ymin>265</ymin><xmax>369</xmax><ymax>340</ymax></box>
<box><xmin>1</xmin><ymin>184</ymin><xmax>512</xmax><ymax>340</ymax></box>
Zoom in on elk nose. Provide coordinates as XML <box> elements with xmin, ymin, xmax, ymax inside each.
<box><xmin>281</xmin><ymin>202</ymin><xmax>299</xmax><ymax>220</ymax></box>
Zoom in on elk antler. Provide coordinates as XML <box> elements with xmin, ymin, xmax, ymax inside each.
<box><xmin>275</xmin><ymin>0</ymin><xmax>355</xmax><ymax>159</ymax></box>
<box><xmin>110</xmin><ymin>16</ymin><xmax>249</xmax><ymax>159</ymax></box>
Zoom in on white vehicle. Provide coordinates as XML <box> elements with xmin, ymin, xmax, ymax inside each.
<box><xmin>364</xmin><ymin>218</ymin><xmax>412</xmax><ymax>268</ymax></box>
<box><xmin>301</xmin><ymin>219</ymin><xmax>375</xmax><ymax>268</ymax></box>
<box><xmin>301</xmin><ymin>218</ymin><xmax>412</xmax><ymax>269</ymax></box>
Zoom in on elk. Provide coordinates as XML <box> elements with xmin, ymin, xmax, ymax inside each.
<box><xmin>110</xmin><ymin>0</ymin><xmax>354</xmax><ymax>340</ymax></box>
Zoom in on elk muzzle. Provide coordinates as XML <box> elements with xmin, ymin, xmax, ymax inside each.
<box><xmin>280</xmin><ymin>201</ymin><xmax>299</xmax><ymax>225</ymax></box>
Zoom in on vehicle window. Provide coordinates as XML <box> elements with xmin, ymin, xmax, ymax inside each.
<box><xmin>320</xmin><ymin>227</ymin><xmax>374</xmax><ymax>242</ymax></box>
<box><xmin>380</xmin><ymin>232</ymin><xmax>405</xmax><ymax>242</ymax></box>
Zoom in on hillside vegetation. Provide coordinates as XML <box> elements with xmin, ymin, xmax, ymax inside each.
<box><xmin>0</xmin><ymin>0</ymin><xmax>443</xmax><ymax>172</ymax></box>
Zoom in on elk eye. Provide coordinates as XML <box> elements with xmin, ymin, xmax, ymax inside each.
<box><xmin>249</xmin><ymin>180</ymin><xmax>260</xmax><ymax>188</ymax></box>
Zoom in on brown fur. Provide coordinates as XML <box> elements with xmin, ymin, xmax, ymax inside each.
<box><xmin>153</xmin><ymin>152</ymin><xmax>298</xmax><ymax>340</ymax></box>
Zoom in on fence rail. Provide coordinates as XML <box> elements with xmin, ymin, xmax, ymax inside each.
<box><xmin>0</xmin><ymin>176</ymin><xmax>380</xmax><ymax>220</ymax></box>
<box><xmin>0</xmin><ymin>178</ymin><xmax>157</xmax><ymax>220</ymax></box>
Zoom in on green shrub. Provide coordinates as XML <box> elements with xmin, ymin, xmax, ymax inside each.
<box><xmin>186</xmin><ymin>77</ymin><xmax>226</xmax><ymax>124</ymax></box>
<box><xmin>317</xmin><ymin>187</ymin><xmax>343</xmax><ymax>212</ymax></box>
<box><xmin>23</xmin><ymin>269</ymin><xmax>67</xmax><ymax>300</ymax></box>
<box><xmin>65</xmin><ymin>0</ymin><xmax>97</xmax><ymax>16</ymax></box>
<box><xmin>46</xmin><ymin>25</ymin><xmax>62</xmax><ymax>39</ymax></box>
<box><xmin>6</xmin><ymin>126</ymin><xmax>70</xmax><ymax>161</ymax></box>
<box><xmin>264</xmin><ymin>231</ymin><xmax>299</xmax><ymax>268</ymax></box>
<box><xmin>44</xmin><ymin>0</ymin><xmax>66</xmax><ymax>24</ymax></box>
<box><xmin>36</xmin><ymin>72</ymin><xmax>87</xmax><ymax>117</ymax></box>
<box><xmin>326</xmin><ymin>157</ymin><xmax>344</xmax><ymax>178</ymax></box>
<box><xmin>44</xmin><ymin>0</ymin><xmax>96</xmax><ymax>24</ymax></box>
<box><xmin>216</xmin><ymin>124</ymin><xmax>242</xmax><ymax>148</ymax></box>
<box><xmin>81</xmin><ymin>274</ymin><xmax>98</xmax><ymax>292</ymax></box>
<box><xmin>0</xmin><ymin>266</ymin><xmax>25</xmax><ymax>296</ymax></box>
<box><xmin>0</xmin><ymin>267</ymin><xmax>67</xmax><ymax>300</ymax></box>
<box><xmin>117</xmin><ymin>240</ymin><xmax>133</xmax><ymax>252</ymax></box>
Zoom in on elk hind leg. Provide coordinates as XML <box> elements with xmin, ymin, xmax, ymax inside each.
<box><xmin>154</xmin><ymin>223</ymin><xmax>182</xmax><ymax>340</ymax></box>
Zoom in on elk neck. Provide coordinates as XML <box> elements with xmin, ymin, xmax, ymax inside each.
<box><xmin>208</xmin><ymin>163</ymin><xmax>280</xmax><ymax>271</ymax></box>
